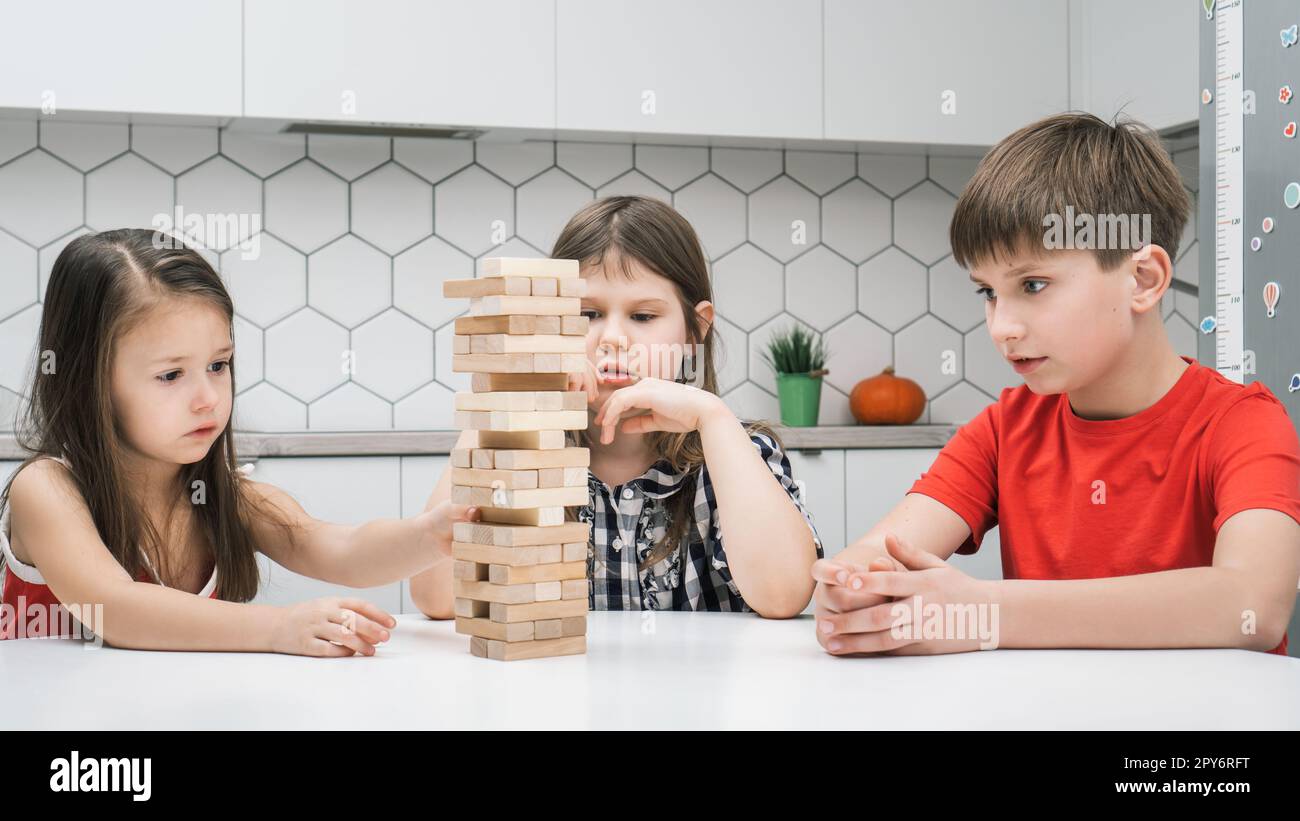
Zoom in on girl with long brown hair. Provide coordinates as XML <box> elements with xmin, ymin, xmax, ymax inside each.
<box><xmin>0</xmin><ymin>229</ymin><xmax>476</xmax><ymax>654</ymax></box>
<box><xmin>411</xmin><ymin>196</ymin><xmax>821</xmax><ymax>618</ymax></box>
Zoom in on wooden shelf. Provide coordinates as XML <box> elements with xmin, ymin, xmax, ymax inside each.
<box><xmin>0</xmin><ymin>425</ymin><xmax>957</xmax><ymax>462</ymax></box>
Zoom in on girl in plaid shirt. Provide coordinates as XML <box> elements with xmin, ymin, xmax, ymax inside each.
<box><xmin>413</xmin><ymin>196</ymin><xmax>821</xmax><ymax>618</ymax></box>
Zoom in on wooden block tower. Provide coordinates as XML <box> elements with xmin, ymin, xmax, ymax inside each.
<box><xmin>445</xmin><ymin>257</ymin><xmax>591</xmax><ymax>661</ymax></box>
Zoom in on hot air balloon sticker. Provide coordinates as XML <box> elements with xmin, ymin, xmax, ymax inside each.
<box><xmin>1263</xmin><ymin>281</ymin><xmax>1281</xmax><ymax>318</ymax></box>
<box><xmin>1289</xmin><ymin>374</ymin><xmax>1300</xmax><ymax>393</ymax></box>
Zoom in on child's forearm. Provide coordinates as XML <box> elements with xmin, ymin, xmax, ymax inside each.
<box><xmin>93</xmin><ymin>582</ymin><xmax>281</xmax><ymax>652</ymax></box>
<box><xmin>408</xmin><ymin>556</ymin><xmax>456</xmax><ymax>619</ymax></box>
<box><xmin>319</xmin><ymin>513</ymin><xmax>444</xmax><ymax>588</ymax></box>
<box><xmin>698</xmin><ymin>405</ymin><xmax>817</xmax><ymax>618</ymax></box>
<box><xmin>994</xmin><ymin>566</ymin><xmax>1288</xmax><ymax>651</ymax></box>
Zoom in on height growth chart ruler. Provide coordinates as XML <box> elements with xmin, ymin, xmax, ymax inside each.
<box><xmin>1213</xmin><ymin>0</ymin><xmax>1245</xmax><ymax>382</ymax></box>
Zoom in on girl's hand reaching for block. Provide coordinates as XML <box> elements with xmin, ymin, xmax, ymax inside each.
<box><xmin>270</xmin><ymin>597</ymin><xmax>398</xmax><ymax>657</ymax></box>
<box><xmin>420</xmin><ymin>501</ymin><xmax>480</xmax><ymax>559</ymax></box>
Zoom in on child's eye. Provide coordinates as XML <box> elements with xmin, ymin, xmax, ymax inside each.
<box><xmin>157</xmin><ymin>370</ymin><xmax>182</xmax><ymax>383</ymax></box>
<box><xmin>631</xmin><ymin>313</ymin><xmax>656</xmax><ymax>322</ymax></box>
<box><xmin>209</xmin><ymin>360</ymin><xmax>230</xmax><ymax>374</ymax></box>
<box><xmin>580</xmin><ymin>309</ymin><xmax>602</xmax><ymax>320</ymax></box>
<box><xmin>975</xmin><ymin>287</ymin><xmax>995</xmax><ymax>302</ymax></box>
<box><xmin>1023</xmin><ymin>280</ymin><xmax>1047</xmax><ymax>295</ymax></box>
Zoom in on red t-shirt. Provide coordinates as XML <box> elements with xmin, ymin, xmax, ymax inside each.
<box><xmin>910</xmin><ymin>356</ymin><xmax>1300</xmax><ymax>656</ymax></box>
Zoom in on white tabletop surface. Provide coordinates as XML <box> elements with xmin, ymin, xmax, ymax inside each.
<box><xmin>2</xmin><ymin>612</ymin><xmax>1297</xmax><ymax>730</ymax></box>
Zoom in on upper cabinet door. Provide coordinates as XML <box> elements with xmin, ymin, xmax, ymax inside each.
<box><xmin>0</xmin><ymin>0</ymin><xmax>241</xmax><ymax>117</ymax></box>
<box><xmin>244</xmin><ymin>0</ymin><xmax>556</xmax><ymax>129</ymax></box>
<box><xmin>1071</xmin><ymin>0</ymin><xmax>1197</xmax><ymax>132</ymax></box>
<box><xmin>556</xmin><ymin>0</ymin><xmax>823</xmax><ymax>139</ymax></box>
<box><xmin>825</xmin><ymin>0</ymin><xmax>1069</xmax><ymax>146</ymax></box>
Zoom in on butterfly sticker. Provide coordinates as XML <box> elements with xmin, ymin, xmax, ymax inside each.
<box><xmin>1200</xmin><ymin>316</ymin><xmax>1218</xmax><ymax>335</ymax></box>
<box><xmin>1282</xmin><ymin>24</ymin><xmax>1298</xmax><ymax>48</ymax></box>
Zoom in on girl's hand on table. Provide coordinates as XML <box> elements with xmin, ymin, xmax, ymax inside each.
<box><xmin>270</xmin><ymin>597</ymin><xmax>397</xmax><ymax>657</ymax></box>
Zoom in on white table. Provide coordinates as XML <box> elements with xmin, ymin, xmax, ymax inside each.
<box><xmin>2</xmin><ymin>613</ymin><xmax>1297</xmax><ymax>730</ymax></box>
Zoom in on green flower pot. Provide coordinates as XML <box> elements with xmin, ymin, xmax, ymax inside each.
<box><xmin>775</xmin><ymin>373</ymin><xmax>823</xmax><ymax>427</ymax></box>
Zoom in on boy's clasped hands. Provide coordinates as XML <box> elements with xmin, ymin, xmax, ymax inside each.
<box><xmin>812</xmin><ymin>534</ymin><xmax>999</xmax><ymax>656</ymax></box>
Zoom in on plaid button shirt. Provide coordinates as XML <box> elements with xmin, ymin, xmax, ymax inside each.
<box><xmin>578</xmin><ymin>430</ymin><xmax>822</xmax><ymax>611</ymax></box>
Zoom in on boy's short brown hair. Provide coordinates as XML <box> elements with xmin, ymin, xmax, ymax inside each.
<box><xmin>949</xmin><ymin>113</ymin><xmax>1191</xmax><ymax>272</ymax></box>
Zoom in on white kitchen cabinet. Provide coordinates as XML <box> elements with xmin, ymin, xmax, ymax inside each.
<box><xmin>1069</xmin><ymin>0</ymin><xmax>1198</xmax><ymax>131</ymax></box>
<box><xmin>824</xmin><ymin>0</ymin><xmax>1069</xmax><ymax>146</ymax></box>
<box><xmin>786</xmin><ymin>449</ymin><xmax>846</xmax><ymax>556</ymax></box>
<box><xmin>844</xmin><ymin>448</ymin><xmax>1003</xmax><ymax>580</ymax></box>
<box><xmin>244</xmin><ymin>0</ymin><xmax>556</xmax><ymax>129</ymax></box>
<box><xmin>0</xmin><ymin>0</ymin><xmax>241</xmax><ymax>117</ymax></box>
<box><xmin>556</xmin><ymin>0</ymin><xmax>823</xmax><ymax>140</ymax></box>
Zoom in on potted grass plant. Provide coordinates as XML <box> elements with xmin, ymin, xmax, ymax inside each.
<box><xmin>760</xmin><ymin>325</ymin><xmax>829</xmax><ymax>427</ymax></box>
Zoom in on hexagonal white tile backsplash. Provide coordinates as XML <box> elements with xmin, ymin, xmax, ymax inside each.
<box><xmin>0</xmin><ymin>121</ymin><xmax>1200</xmax><ymax>432</ymax></box>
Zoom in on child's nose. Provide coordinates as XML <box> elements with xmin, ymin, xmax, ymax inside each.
<box><xmin>987</xmin><ymin>302</ymin><xmax>1025</xmax><ymax>345</ymax></box>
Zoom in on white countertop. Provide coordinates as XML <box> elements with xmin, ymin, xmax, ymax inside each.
<box><xmin>3</xmin><ymin>612</ymin><xmax>1297</xmax><ymax>730</ymax></box>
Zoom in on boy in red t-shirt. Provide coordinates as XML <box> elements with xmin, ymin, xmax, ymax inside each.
<box><xmin>814</xmin><ymin>113</ymin><xmax>1300</xmax><ymax>656</ymax></box>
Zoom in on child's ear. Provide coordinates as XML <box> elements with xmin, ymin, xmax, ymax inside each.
<box><xmin>1130</xmin><ymin>244</ymin><xmax>1172</xmax><ymax>315</ymax></box>
<box><xmin>693</xmin><ymin>300</ymin><xmax>715</xmax><ymax>338</ymax></box>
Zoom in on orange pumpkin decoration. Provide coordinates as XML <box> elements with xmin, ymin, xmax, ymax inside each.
<box><xmin>850</xmin><ymin>366</ymin><xmax>925</xmax><ymax>425</ymax></box>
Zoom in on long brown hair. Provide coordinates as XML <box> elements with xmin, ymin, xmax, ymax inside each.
<box><xmin>551</xmin><ymin>196</ymin><xmax>775</xmax><ymax>569</ymax></box>
<box><xmin>0</xmin><ymin>228</ymin><xmax>283</xmax><ymax>602</ymax></box>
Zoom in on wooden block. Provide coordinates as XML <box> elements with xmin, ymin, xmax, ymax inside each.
<box><xmin>490</xmin><ymin>598</ymin><xmax>588</xmax><ymax>623</ymax></box>
<box><xmin>534</xmin><ymin>619</ymin><xmax>563</xmax><ymax>641</ymax></box>
<box><xmin>452</xmin><ymin>334</ymin><xmax>470</xmax><ymax>353</ymax></box>
<box><xmin>534</xmin><ymin>316</ymin><xmax>562</xmax><ymax>334</ymax></box>
<box><xmin>476</xmin><ymin>430</ymin><xmax>567</xmax><ymax>450</ymax></box>
<box><xmin>455</xmin><ymin>409</ymin><xmax>587</xmax><ymax>432</ymax></box>
<box><xmin>470</xmin><ymin>634</ymin><xmax>586</xmax><ymax>661</ymax></box>
<box><xmin>453</xmin><ymin>578</ymin><xmax>555</xmax><ymax>604</ymax></box>
<box><xmin>481</xmin><ymin>257</ymin><xmax>579</xmax><ymax>279</ymax></box>
<box><xmin>450</xmin><ymin>448</ymin><xmax>472</xmax><ymax>468</ymax></box>
<box><xmin>538</xmin><ymin>467</ymin><xmax>587</xmax><ymax>487</ymax></box>
<box><xmin>450</xmin><ymin>467</ymin><xmax>538</xmax><ymax>489</ymax></box>
<box><xmin>452</xmin><ymin>559</ymin><xmax>488</xmax><ymax>580</ymax></box>
<box><xmin>455</xmin><ymin>520</ymin><xmax>591</xmax><ymax>547</ymax></box>
<box><xmin>469</xmin><ymin>334</ymin><xmax>586</xmax><ymax>354</ymax></box>
<box><xmin>452</xmin><ymin>484</ymin><xmax>587</xmax><ymax>509</ymax></box>
<box><xmin>532</xmin><ymin>353</ymin><xmax>587</xmax><ymax>374</ymax></box>
<box><xmin>558</xmin><ymin>279</ymin><xmax>586</xmax><ymax>297</ymax></box>
<box><xmin>561</xmin><ymin>578</ymin><xmax>586</xmax><ymax>600</ymax></box>
<box><xmin>561</xmin><ymin>315</ymin><xmax>589</xmax><ymax>335</ymax></box>
<box><xmin>535</xmin><ymin>615</ymin><xmax>587</xmax><ymax>640</ymax></box>
<box><xmin>454</xmin><ymin>597</ymin><xmax>489</xmax><ymax>619</ymax></box>
<box><xmin>563</xmin><ymin>541</ymin><xmax>587</xmax><ymax>562</ymax></box>
<box><xmin>530</xmin><ymin>278</ymin><xmax>558</xmax><ymax>297</ymax></box>
<box><xmin>455</xmin><ymin>315</ymin><xmax>541</xmax><ymax>335</ymax></box>
<box><xmin>489</xmin><ymin>447</ymin><xmax>590</xmax><ymax>470</ymax></box>
<box><xmin>455</xmin><ymin>617</ymin><xmax>535</xmax><ymax>642</ymax></box>
<box><xmin>478</xmin><ymin>506</ymin><xmax>565</xmax><ymax>526</ymax></box>
<box><xmin>470</xmin><ymin>449</ymin><xmax>495</xmax><ymax>469</ymax></box>
<box><xmin>489</xmin><ymin>561</ymin><xmax>586</xmax><ymax>585</ymax></box>
<box><xmin>470</xmin><ymin>372</ymin><xmax>569</xmax><ymax>392</ymax></box>
<box><xmin>454</xmin><ymin>391</ymin><xmax>585</xmax><ymax>412</ymax></box>
<box><xmin>469</xmin><ymin>296</ymin><xmax>580</xmax><ymax>317</ymax></box>
<box><xmin>452</xmin><ymin>353</ymin><xmax>541</xmax><ymax>374</ymax></box>
<box><xmin>453</xmin><ymin>541</ymin><xmax>563</xmax><ymax>566</ymax></box>
<box><xmin>442</xmin><ymin>277</ymin><xmax>532</xmax><ymax>298</ymax></box>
